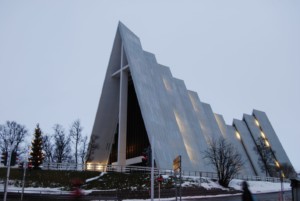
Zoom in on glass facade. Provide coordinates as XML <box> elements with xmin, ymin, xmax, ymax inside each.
<box><xmin>108</xmin><ymin>74</ymin><xmax>150</xmax><ymax>164</ymax></box>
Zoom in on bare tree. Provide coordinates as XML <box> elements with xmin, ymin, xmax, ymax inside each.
<box><xmin>79</xmin><ymin>135</ymin><xmax>88</xmax><ymax>164</ymax></box>
<box><xmin>254</xmin><ymin>136</ymin><xmax>276</xmax><ymax>177</ymax></box>
<box><xmin>69</xmin><ymin>119</ymin><xmax>82</xmax><ymax>165</ymax></box>
<box><xmin>280</xmin><ymin>163</ymin><xmax>296</xmax><ymax>178</ymax></box>
<box><xmin>0</xmin><ymin>121</ymin><xmax>28</xmax><ymax>155</ymax></box>
<box><xmin>42</xmin><ymin>134</ymin><xmax>54</xmax><ymax>163</ymax></box>
<box><xmin>203</xmin><ymin>137</ymin><xmax>244</xmax><ymax>187</ymax></box>
<box><xmin>53</xmin><ymin>124</ymin><xmax>71</xmax><ymax>163</ymax></box>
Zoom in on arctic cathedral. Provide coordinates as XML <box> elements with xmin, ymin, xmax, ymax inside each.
<box><xmin>86</xmin><ymin>22</ymin><xmax>293</xmax><ymax>177</ymax></box>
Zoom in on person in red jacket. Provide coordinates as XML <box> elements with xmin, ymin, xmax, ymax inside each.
<box><xmin>71</xmin><ymin>178</ymin><xmax>83</xmax><ymax>200</ymax></box>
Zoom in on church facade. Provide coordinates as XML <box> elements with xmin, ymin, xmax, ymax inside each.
<box><xmin>86</xmin><ymin>22</ymin><xmax>293</xmax><ymax>177</ymax></box>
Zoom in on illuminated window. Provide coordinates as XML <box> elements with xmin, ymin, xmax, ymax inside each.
<box><xmin>275</xmin><ymin>160</ymin><xmax>280</xmax><ymax>168</ymax></box>
<box><xmin>261</xmin><ymin>131</ymin><xmax>266</xmax><ymax>139</ymax></box>
<box><xmin>86</xmin><ymin>163</ymin><xmax>92</xmax><ymax>170</ymax></box>
<box><xmin>265</xmin><ymin>140</ymin><xmax>270</xmax><ymax>147</ymax></box>
<box><xmin>255</xmin><ymin>119</ymin><xmax>260</xmax><ymax>126</ymax></box>
<box><xmin>86</xmin><ymin>163</ymin><xmax>106</xmax><ymax>171</ymax></box>
<box><xmin>235</xmin><ymin>131</ymin><xmax>241</xmax><ymax>140</ymax></box>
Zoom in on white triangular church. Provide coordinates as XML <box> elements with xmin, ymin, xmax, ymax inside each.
<box><xmin>86</xmin><ymin>22</ymin><xmax>293</xmax><ymax>177</ymax></box>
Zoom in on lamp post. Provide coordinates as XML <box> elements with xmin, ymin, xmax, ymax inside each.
<box><xmin>157</xmin><ymin>175</ymin><xmax>163</xmax><ymax>201</ymax></box>
<box><xmin>3</xmin><ymin>141</ymin><xmax>17</xmax><ymax>201</ymax></box>
<box><xmin>151</xmin><ymin>136</ymin><xmax>154</xmax><ymax>201</ymax></box>
<box><xmin>21</xmin><ymin>146</ymin><xmax>30</xmax><ymax>201</ymax></box>
<box><xmin>280</xmin><ymin>170</ymin><xmax>284</xmax><ymax>201</ymax></box>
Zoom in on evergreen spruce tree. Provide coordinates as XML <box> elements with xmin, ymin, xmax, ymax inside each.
<box><xmin>30</xmin><ymin>124</ymin><xmax>44</xmax><ymax>169</ymax></box>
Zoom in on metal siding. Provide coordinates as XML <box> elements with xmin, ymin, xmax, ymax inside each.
<box><xmin>253</xmin><ymin>110</ymin><xmax>293</xmax><ymax>167</ymax></box>
<box><xmin>142</xmin><ymin>52</ymin><xmax>190</xmax><ymax>170</ymax></box>
<box><xmin>243</xmin><ymin>114</ymin><xmax>262</xmax><ymax>143</ymax></box>
<box><xmin>187</xmin><ymin>92</ymin><xmax>213</xmax><ymax>144</ymax></box>
<box><xmin>214</xmin><ymin>114</ymin><xmax>255</xmax><ymax>175</ymax></box>
<box><xmin>87</xmin><ymin>30</ymin><xmax>122</xmax><ymax>164</ymax></box>
<box><xmin>119</xmin><ymin>27</ymin><xmax>192</xmax><ymax>170</ymax></box>
<box><xmin>233</xmin><ymin>119</ymin><xmax>262</xmax><ymax>176</ymax></box>
<box><xmin>202</xmin><ymin>103</ymin><xmax>223</xmax><ymax>140</ymax></box>
<box><xmin>214</xmin><ymin>114</ymin><xmax>228</xmax><ymax>139</ymax></box>
<box><xmin>155</xmin><ymin>65</ymin><xmax>191</xmax><ymax>169</ymax></box>
<box><xmin>226</xmin><ymin>124</ymin><xmax>256</xmax><ymax>176</ymax></box>
<box><xmin>187</xmin><ymin>92</ymin><xmax>218</xmax><ymax>172</ymax></box>
<box><xmin>172</xmin><ymin>79</ymin><xmax>208</xmax><ymax>171</ymax></box>
<box><xmin>87</xmin><ymin>22</ymin><xmax>293</xmax><ymax>176</ymax></box>
<box><xmin>130</xmin><ymin>50</ymin><xmax>173</xmax><ymax>169</ymax></box>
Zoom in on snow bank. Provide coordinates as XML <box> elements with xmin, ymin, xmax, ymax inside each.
<box><xmin>85</xmin><ymin>172</ymin><xmax>106</xmax><ymax>183</ymax></box>
<box><xmin>229</xmin><ymin>179</ymin><xmax>291</xmax><ymax>193</ymax></box>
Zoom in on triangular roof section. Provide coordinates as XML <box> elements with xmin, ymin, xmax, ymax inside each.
<box><xmin>87</xmin><ymin>22</ymin><xmax>214</xmax><ymax>170</ymax></box>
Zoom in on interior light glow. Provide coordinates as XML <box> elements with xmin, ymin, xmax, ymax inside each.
<box><xmin>236</xmin><ymin>131</ymin><xmax>241</xmax><ymax>140</ymax></box>
<box><xmin>174</xmin><ymin>111</ymin><xmax>186</xmax><ymax>135</ymax></box>
<box><xmin>265</xmin><ymin>140</ymin><xmax>270</xmax><ymax>147</ymax></box>
<box><xmin>188</xmin><ymin>93</ymin><xmax>199</xmax><ymax>112</ymax></box>
<box><xmin>96</xmin><ymin>165</ymin><xmax>102</xmax><ymax>171</ymax></box>
<box><xmin>174</xmin><ymin>110</ymin><xmax>196</xmax><ymax>163</ymax></box>
<box><xmin>275</xmin><ymin>160</ymin><xmax>280</xmax><ymax>167</ymax></box>
<box><xmin>255</xmin><ymin>119</ymin><xmax>260</xmax><ymax>126</ymax></box>
<box><xmin>163</xmin><ymin>78</ymin><xmax>172</xmax><ymax>92</ymax></box>
<box><xmin>261</xmin><ymin>131</ymin><xmax>266</xmax><ymax>139</ymax></box>
<box><xmin>86</xmin><ymin>162</ymin><xmax>106</xmax><ymax>171</ymax></box>
<box><xmin>215</xmin><ymin>114</ymin><xmax>227</xmax><ymax>138</ymax></box>
<box><xmin>86</xmin><ymin>163</ymin><xmax>94</xmax><ymax>171</ymax></box>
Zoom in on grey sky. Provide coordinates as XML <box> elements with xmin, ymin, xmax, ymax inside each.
<box><xmin>0</xmin><ymin>1</ymin><xmax>299</xmax><ymax>170</ymax></box>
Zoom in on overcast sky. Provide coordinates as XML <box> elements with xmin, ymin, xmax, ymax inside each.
<box><xmin>0</xmin><ymin>1</ymin><xmax>299</xmax><ymax>171</ymax></box>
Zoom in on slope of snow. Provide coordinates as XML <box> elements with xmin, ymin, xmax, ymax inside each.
<box><xmin>85</xmin><ymin>172</ymin><xmax>106</xmax><ymax>183</ymax></box>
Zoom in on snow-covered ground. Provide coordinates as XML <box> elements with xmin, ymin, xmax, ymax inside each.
<box><xmin>0</xmin><ymin>175</ymin><xmax>291</xmax><ymax>199</ymax></box>
<box><xmin>122</xmin><ymin>178</ymin><xmax>291</xmax><ymax>201</ymax></box>
<box><xmin>229</xmin><ymin>179</ymin><xmax>291</xmax><ymax>194</ymax></box>
<box><xmin>165</xmin><ymin>175</ymin><xmax>291</xmax><ymax>194</ymax></box>
<box><xmin>0</xmin><ymin>184</ymin><xmax>93</xmax><ymax>195</ymax></box>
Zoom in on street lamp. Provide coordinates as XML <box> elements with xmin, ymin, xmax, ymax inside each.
<box><xmin>3</xmin><ymin>141</ymin><xmax>17</xmax><ymax>201</ymax></box>
<box><xmin>21</xmin><ymin>146</ymin><xmax>31</xmax><ymax>201</ymax></box>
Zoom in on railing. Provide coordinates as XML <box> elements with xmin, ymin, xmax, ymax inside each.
<box><xmin>0</xmin><ymin>188</ymin><xmax>69</xmax><ymax>195</ymax></box>
<box><xmin>39</xmin><ymin>162</ymin><xmax>289</xmax><ymax>183</ymax></box>
<box><xmin>41</xmin><ymin>162</ymin><xmax>85</xmax><ymax>171</ymax></box>
<box><xmin>0</xmin><ymin>191</ymin><xmax>120</xmax><ymax>200</ymax></box>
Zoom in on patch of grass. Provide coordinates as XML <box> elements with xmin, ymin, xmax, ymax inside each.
<box><xmin>84</xmin><ymin>172</ymin><xmax>174</xmax><ymax>190</ymax></box>
<box><xmin>0</xmin><ymin>168</ymin><xmax>241</xmax><ymax>199</ymax></box>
